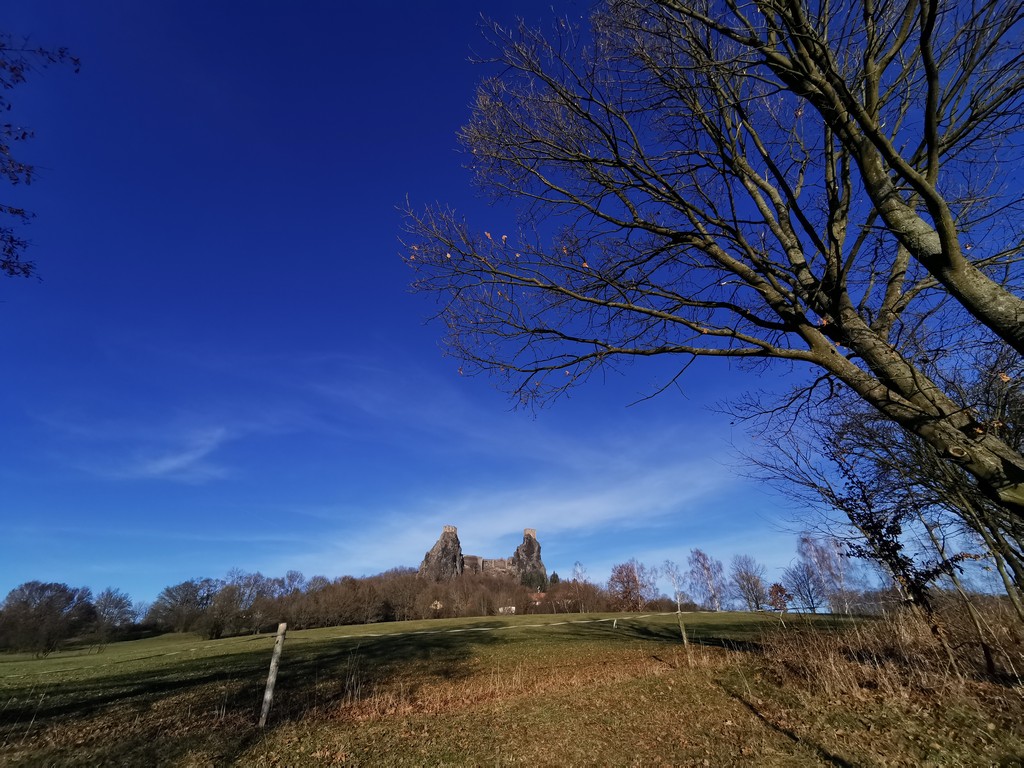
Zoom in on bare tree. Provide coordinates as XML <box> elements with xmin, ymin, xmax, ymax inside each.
<box><xmin>92</xmin><ymin>587</ymin><xmax>135</xmax><ymax>645</ymax></box>
<box><xmin>608</xmin><ymin>558</ymin><xmax>658</xmax><ymax>611</ymax></box>
<box><xmin>687</xmin><ymin>549</ymin><xmax>726</xmax><ymax>611</ymax></box>
<box><xmin>663</xmin><ymin>559</ymin><xmax>691</xmax><ymax>644</ymax></box>
<box><xmin>93</xmin><ymin>587</ymin><xmax>134</xmax><ymax>628</ymax></box>
<box><xmin>834</xmin><ymin>353</ymin><xmax>1024</xmax><ymax>617</ymax></box>
<box><xmin>0</xmin><ymin>33</ymin><xmax>79</xmax><ymax>278</ymax></box>
<box><xmin>662</xmin><ymin>559</ymin><xmax>691</xmax><ymax>612</ymax></box>
<box><xmin>0</xmin><ymin>582</ymin><xmax>95</xmax><ymax>655</ymax></box>
<box><xmin>375</xmin><ymin>567</ymin><xmax>420</xmax><ymax>623</ymax></box>
<box><xmin>796</xmin><ymin>536</ymin><xmax>860</xmax><ymax>615</ymax></box>
<box><xmin>407</xmin><ymin>0</ymin><xmax>1024</xmax><ymax>519</ymax></box>
<box><xmin>200</xmin><ymin>584</ymin><xmax>240</xmax><ymax>639</ymax></box>
<box><xmin>750</xmin><ymin>367</ymin><xmax>1024</xmax><ymax>621</ymax></box>
<box><xmin>146</xmin><ymin>578</ymin><xmax>219</xmax><ymax>634</ymax></box>
<box><xmin>782</xmin><ymin>561</ymin><xmax>829</xmax><ymax>614</ymax></box>
<box><xmin>786</xmin><ymin>456</ymin><xmax>970</xmax><ymax>625</ymax></box>
<box><xmin>571</xmin><ymin>560</ymin><xmax>591</xmax><ymax>613</ymax></box>
<box><xmin>729</xmin><ymin>554</ymin><xmax>769</xmax><ymax>611</ymax></box>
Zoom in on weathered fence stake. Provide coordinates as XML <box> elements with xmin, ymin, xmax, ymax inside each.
<box><xmin>259</xmin><ymin>622</ymin><xmax>287</xmax><ymax>728</ymax></box>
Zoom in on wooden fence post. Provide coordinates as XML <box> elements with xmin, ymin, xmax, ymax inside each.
<box><xmin>259</xmin><ymin>622</ymin><xmax>287</xmax><ymax>728</ymax></box>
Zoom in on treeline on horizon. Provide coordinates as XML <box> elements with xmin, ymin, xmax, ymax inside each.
<box><xmin>2</xmin><ymin>532</ymin><xmax>998</xmax><ymax>657</ymax></box>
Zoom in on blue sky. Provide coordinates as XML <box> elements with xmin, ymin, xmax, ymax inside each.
<box><xmin>2</xmin><ymin>1</ymin><xmax>807</xmax><ymax>604</ymax></box>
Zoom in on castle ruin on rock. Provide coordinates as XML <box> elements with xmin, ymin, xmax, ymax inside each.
<box><xmin>418</xmin><ymin>526</ymin><xmax>548</xmax><ymax>586</ymax></box>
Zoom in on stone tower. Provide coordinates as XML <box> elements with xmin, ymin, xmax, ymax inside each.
<box><xmin>418</xmin><ymin>525</ymin><xmax>464</xmax><ymax>581</ymax></box>
<box><xmin>510</xmin><ymin>528</ymin><xmax>547</xmax><ymax>586</ymax></box>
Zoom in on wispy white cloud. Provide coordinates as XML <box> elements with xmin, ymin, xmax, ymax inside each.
<box><xmin>269</xmin><ymin>440</ymin><xmax>738</xmax><ymax>579</ymax></box>
<box><xmin>36</xmin><ymin>412</ymin><xmax>237</xmax><ymax>484</ymax></box>
<box><xmin>25</xmin><ymin>344</ymin><xmax>792</xmax><ymax>589</ymax></box>
<box><xmin>87</xmin><ymin>426</ymin><xmax>232</xmax><ymax>483</ymax></box>
<box><xmin>128</xmin><ymin>426</ymin><xmax>229</xmax><ymax>480</ymax></box>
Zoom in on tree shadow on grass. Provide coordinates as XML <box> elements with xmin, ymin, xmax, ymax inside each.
<box><xmin>719</xmin><ymin>685</ymin><xmax>855</xmax><ymax>768</ymax></box>
<box><xmin>270</xmin><ymin>627</ymin><xmax>502</xmax><ymax>716</ymax></box>
<box><xmin>558</xmin><ymin>618</ymin><xmax>853</xmax><ymax>766</ymax></box>
<box><xmin>0</xmin><ymin>627</ymin><xmax>501</xmax><ymax>766</ymax></box>
<box><xmin>566</xmin><ymin>615</ymin><xmax>767</xmax><ymax>653</ymax></box>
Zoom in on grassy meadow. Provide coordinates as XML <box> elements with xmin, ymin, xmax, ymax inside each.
<box><xmin>2</xmin><ymin>611</ymin><xmax>1022</xmax><ymax>766</ymax></box>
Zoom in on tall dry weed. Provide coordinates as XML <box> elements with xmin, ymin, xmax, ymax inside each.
<box><xmin>760</xmin><ymin>600</ymin><xmax>1023</xmax><ymax>702</ymax></box>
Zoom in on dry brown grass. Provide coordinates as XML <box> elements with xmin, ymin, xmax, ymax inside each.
<box><xmin>739</xmin><ymin>602</ymin><xmax>1024</xmax><ymax>765</ymax></box>
<box><xmin>5</xmin><ymin>611</ymin><xmax>1024</xmax><ymax>765</ymax></box>
<box><xmin>334</xmin><ymin>640</ymin><xmax>730</xmax><ymax>723</ymax></box>
<box><xmin>761</xmin><ymin>601</ymin><xmax>1024</xmax><ymax>698</ymax></box>
<box><xmin>247</xmin><ymin>640</ymin><xmax>823</xmax><ymax>768</ymax></box>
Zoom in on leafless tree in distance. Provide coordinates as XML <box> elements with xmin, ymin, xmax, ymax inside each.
<box><xmin>730</xmin><ymin>554</ymin><xmax>769</xmax><ymax>611</ymax></box>
<box><xmin>688</xmin><ymin>548</ymin><xmax>726</xmax><ymax>611</ymax></box>
<box><xmin>608</xmin><ymin>558</ymin><xmax>658</xmax><ymax>611</ymax></box>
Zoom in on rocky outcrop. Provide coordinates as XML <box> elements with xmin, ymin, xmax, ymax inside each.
<box><xmin>418</xmin><ymin>525</ymin><xmax>464</xmax><ymax>581</ymax></box>
<box><xmin>419</xmin><ymin>526</ymin><xmax>548</xmax><ymax>585</ymax></box>
<box><xmin>510</xmin><ymin>528</ymin><xmax>547</xmax><ymax>586</ymax></box>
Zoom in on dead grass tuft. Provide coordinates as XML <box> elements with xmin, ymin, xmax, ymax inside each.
<box><xmin>761</xmin><ymin>602</ymin><xmax>1024</xmax><ymax>702</ymax></box>
<box><xmin>732</xmin><ymin>605</ymin><xmax>1024</xmax><ymax>765</ymax></box>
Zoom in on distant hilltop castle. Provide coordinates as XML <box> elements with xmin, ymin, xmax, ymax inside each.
<box><xmin>419</xmin><ymin>526</ymin><xmax>547</xmax><ymax>585</ymax></box>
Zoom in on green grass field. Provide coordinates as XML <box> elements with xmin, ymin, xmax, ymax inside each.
<box><xmin>2</xmin><ymin>612</ymin><xmax>1021</xmax><ymax>766</ymax></box>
